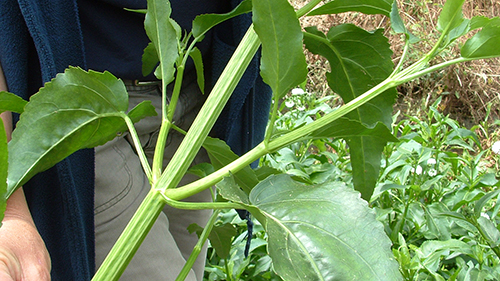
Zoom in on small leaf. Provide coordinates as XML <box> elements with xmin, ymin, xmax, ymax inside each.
<box><xmin>461</xmin><ymin>19</ymin><xmax>500</xmax><ymax>59</ymax></box>
<box><xmin>187</xmin><ymin>162</ymin><xmax>214</xmax><ymax>178</ymax></box>
<box><xmin>203</xmin><ymin>137</ymin><xmax>259</xmax><ymax>194</ymax></box>
<box><xmin>474</xmin><ymin>188</ymin><xmax>500</xmax><ymax>218</ymax></box>
<box><xmin>477</xmin><ymin>216</ymin><xmax>500</xmax><ymax>245</ymax></box>
<box><xmin>249</xmin><ymin>175</ymin><xmax>403</xmax><ymax>280</ymax></box>
<box><xmin>188</xmin><ymin>47</ymin><xmax>205</xmax><ymax>94</ymax></box>
<box><xmin>209</xmin><ymin>223</ymin><xmax>237</xmax><ymax>259</ymax></box>
<box><xmin>192</xmin><ymin>0</ymin><xmax>252</xmax><ymax>38</ymax></box>
<box><xmin>142</xmin><ymin>42</ymin><xmax>159</xmax><ymax>77</ymax></box>
<box><xmin>216</xmin><ymin>176</ymin><xmax>250</xmax><ymax>205</ymax></box>
<box><xmin>7</xmin><ymin>67</ymin><xmax>135</xmax><ymax>195</ymax></box>
<box><xmin>416</xmin><ymin>239</ymin><xmax>472</xmax><ymax>272</ymax></box>
<box><xmin>437</xmin><ymin>0</ymin><xmax>466</xmax><ymax>34</ymax></box>
<box><xmin>0</xmin><ymin>120</ymin><xmax>7</xmax><ymax>226</ymax></box>
<box><xmin>309</xmin><ymin>0</ymin><xmax>392</xmax><ymax>17</ymax></box>
<box><xmin>0</xmin><ymin>91</ymin><xmax>28</xmax><ymax>114</ymax></box>
<box><xmin>390</xmin><ymin>0</ymin><xmax>419</xmax><ymax>43</ymax></box>
<box><xmin>469</xmin><ymin>16</ymin><xmax>499</xmax><ymax>31</ymax></box>
<box><xmin>127</xmin><ymin>100</ymin><xmax>157</xmax><ymax>124</ymax></box>
<box><xmin>253</xmin><ymin>0</ymin><xmax>308</xmax><ymax>99</ymax></box>
<box><xmin>145</xmin><ymin>0</ymin><xmax>179</xmax><ymax>83</ymax></box>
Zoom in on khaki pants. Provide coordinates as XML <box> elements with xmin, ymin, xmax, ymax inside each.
<box><xmin>94</xmin><ymin>80</ymin><xmax>211</xmax><ymax>280</ymax></box>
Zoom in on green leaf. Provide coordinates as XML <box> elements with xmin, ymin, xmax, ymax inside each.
<box><xmin>311</xmin><ymin>117</ymin><xmax>397</xmax><ymax>141</ymax></box>
<box><xmin>192</xmin><ymin>0</ymin><xmax>252</xmax><ymax>38</ymax></box>
<box><xmin>7</xmin><ymin>67</ymin><xmax>141</xmax><ymax>195</ymax></box>
<box><xmin>312</xmin><ymin>118</ymin><xmax>397</xmax><ymax>200</ymax></box>
<box><xmin>416</xmin><ymin>239</ymin><xmax>472</xmax><ymax>272</ymax></box>
<box><xmin>0</xmin><ymin>120</ymin><xmax>7</xmax><ymax>226</ymax></box>
<box><xmin>304</xmin><ymin>25</ymin><xmax>396</xmax><ymax>200</ymax></box>
<box><xmin>203</xmin><ymin>137</ymin><xmax>259</xmax><ymax>194</ymax></box>
<box><xmin>308</xmin><ymin>0</ymin><xmax>392</xmax><ymax>17</ymax></box>
<box><xmin>469</xmin><ymin>16</ymin><xmax>499</xmax><ymax>31</ymax></box>
<box><xmin>144</xmin><ymin>0</ymin><xmax>179</xmax><ymax>83</ymax></box>
<box><xmin>437</xmin><ymin>0</ymin><xmax>466</xmax><ymax>34</ymax></box>
<box><xmin>127</xmin><ymin>100</ymin><xmax>157</xmax><ymax>123</ymax></box>
<box><xmin>209</xmin><ymin>223</ymin><xmax>237</xmax><ymax>259</ymax></box>
<box><xmin>0</xmin><ymin>91</ymin><xmax>28</xmax><ymax>114</ymax></box>
<box><xmin>461</xmin><ymin>19</ymin><xmax>500</xmax><ymax>59</ymax></box>
<box><xmin>188</xmin><ymin>47</ymin><xmax>205</xmax><ymax>94</ymax></box>
<box><xmin>253</xmin><ymin>0</ymin><xmax>308</xmax><ymax>99</ymax></box>
<box><xmin>187</xmin><ymin>162</ymin><xmax>214</xmax><ymax>178</ymax></box>
<box><xmin>249</xmin><ymin>175</ymin><xmax>402</xmax><ymax>280</ymax></box>
<box><xmin>474</xmin><ymin>189</ymin><xmax>500</xmax><ymax>218</ymax></box>
<box><xmin>141</xmin><ymin>42</ymin><xmax>159</xmax><ymax>77</ymax></box>
<box><xmin>216</xmin><ymin>176</ymin><xmax>250</xmax><ymax>205</ymax></box>
<box><xmin>477</xmin><ymin>216</ymin><xmax>500</xmax><ymax>245</ymax></box>
<box><xmin>390</xmin><ymin>0</ymin><xmax>419</xmax><ymax>43</ymax></box>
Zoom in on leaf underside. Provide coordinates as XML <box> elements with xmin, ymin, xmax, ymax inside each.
<box><xmin>249</xmin><ymin>175</ymin><xmax>403</xmax><ymax>280</ymax></box>
<box><xmin>7</xmin><ymin>67</ymin><xmax>155</xmax><ymax>195</ymax></box>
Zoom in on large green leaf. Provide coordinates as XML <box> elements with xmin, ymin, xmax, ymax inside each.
<box><xmin>0</xmin><ymin>120</ymin><xmax>7</xmax><ymax>226</ymax></box>
<box><xmin>461</xmin><ymin>18</ymin><xmax>500</xmax><ymax>59</ymax></box>
<box><xmin>253</xmin><ymin>0</ymin><xmax>308</xmax><ymax>99</ymax></box>
<box><xmin>144</xmin><ymin>0</ymin><xmax>179</xmax><ymax>83</ymax></box>
<box><xmin>308</xmin><ymin>0</ymin><xmax>392</xmax><ymax>17</ymax></box>
<box><xmin>192</xmin><ymin>0</ymin><xmax>252</xmax><ymax>38</ymax></box>
<box><xmin>304</xmin><ymin>24</ymin><xmax>396</xmax><ymax>200</ymax></box>
<box><xmin>249</xmin><ymin>175</ymin><xmax>402</xmax><ymax>280</ymax></box>
<box><xmin>7</xmin><ymin>67</ymin><xmax>156</xmax><ymax>195</ymax></box>
<box><xmin>0</xmin><ymin>91</ymin><xmax>28</xmax><ymax>114</ymax></box>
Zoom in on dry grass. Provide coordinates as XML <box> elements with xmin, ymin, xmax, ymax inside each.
<box><xmin>292</xmin><ymin>0</ymin><xmax>500</xmax><ymax>128</ymax></box>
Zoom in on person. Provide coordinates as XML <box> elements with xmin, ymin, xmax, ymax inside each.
<box><xmin>0</xmin><ymin>0</ymin><xmax>271</xmax><ymax>280</ymax></box>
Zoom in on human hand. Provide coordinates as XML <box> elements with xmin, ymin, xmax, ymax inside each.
<box><xmin>0</xmin><ymin>190</ymin><xmax>51</xmax><ymax>281</ymax></box>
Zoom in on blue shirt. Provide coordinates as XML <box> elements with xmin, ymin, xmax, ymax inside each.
<box><xmin>78</xmin><ymin>0</ymin><xmax>230</xmax><ymax>80</ymax></box>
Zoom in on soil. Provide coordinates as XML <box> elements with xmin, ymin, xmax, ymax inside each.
<box><xmin>291</xmin><ymin>0</ymin><xmax>500</xmax><ymax>128</ymax></box>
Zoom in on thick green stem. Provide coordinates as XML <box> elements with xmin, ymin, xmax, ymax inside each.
<box><xmin>175</xmin><ymin>210</ymin><xmax>221</xmax><ymax>281</ymax></box>
<box><xmin>165</xmin><ymin>142</ymin><xmax>269</xmax><ymax>200</ymax></box>
<box><xmin>92</xmin><ymin>189</ymin><xmax>166</xmax><ymax>281</ymax></box>
<box><xmin>156</xmin><ymin>27</ymin><xmax>261</xmax><ymax>193</ymax></box>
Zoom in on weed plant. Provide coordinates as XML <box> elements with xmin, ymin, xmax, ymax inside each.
<box><xmin>205</xmin><ymin>91</ymin><xmax>500</xmax><ymax>281</ymax></box>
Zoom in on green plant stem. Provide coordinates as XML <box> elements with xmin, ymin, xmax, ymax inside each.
<box><xmin>124</xmin><ymin>114</ymin><xmax>152</xmax><ymax>181</ymax></box>
<box><xmin>169</xmin><ymin>78</ymin><xmax>396</xmax><ymax>200</ymax></box>
<box><xmin>168</xmin><ymin>54</ymin><xmax>476</xmax><ymax>201</ymax></box>
<box><xmin>471</xmin><ymin>216</ymin><xmax>500</xmax><ymax>259</ymax></box>
<box><xmin>165</xmin><ymin>142</ymin><xmax>268</xmax><ymax>200</ymax></box>
<box><xmin>264</xmin><ymin>98</ymin><xmax>280</xmax><ymax>144</ymax></box>
<box><xmin>390</xmin><ymin>39</ymin><xmax>411</xmax><ymax>78</ymax></box>
<box><xmin>296</xmin><ymin>0</ymin><xmax>323</xmax><ymax>18</ymax></box>
<box><xmin>156</xmin><ymin>26</ymin><xmax>261</xmax><ymax>193</ymax></box>
<box><xmin>92</xmin><ymin>189</ymin><xmax>166</xmax><ymax>281</ymax></box>
<box><xmin>175</xmin><ymin>209</ymin><xmax>221</xmax><ymax>281</ymax></box>
<box><xmin>393</xmin><ymin>57</ymin><xmax>470</xmax><ymax>85</ymax></box>
<box><xmin>152</xmin><ymin>65</ymin><xmax>185</xmax><ymax>180</ymax></box>
<box><xmin>162</xmin><ymin>194</ymin><xmax>246</xmax><ymax>210</ymax></box>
